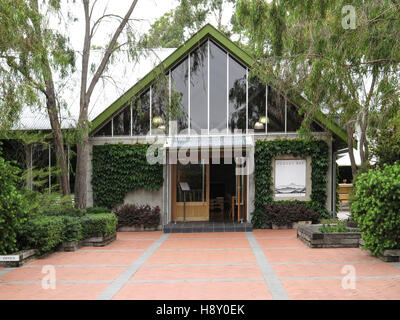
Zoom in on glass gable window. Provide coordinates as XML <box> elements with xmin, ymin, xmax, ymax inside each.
<box><xmin>228</xmin><ymin>56</ymin><xmax>247</xmax><ymax>133</ymax></box>
<box><xmin>95</xmin><ymin>120</ymin><xmax>112</xmax><ymax>137</ymax></box>
<box><xmin>152</xmin><ymin>79</ymin><xmax>168</xmax><ymax>132</ymax></box>
<box><xmin>267</xmin><ymin>86</ymin><xmax>286</xmax><ymax>132</ymax></box>
<box><xmin>248</xmin><ymin>77</ymin><xmax>266</xmax><ymax>133</ymax></box>
<box><xmin>93</xmin><ymin>38</ymin><xmax>329</xmax><ymax>138</ymax></box>
<box><xmin>132</xmin><ymin>89</ymin><xmax>150</xmax><ymax>135</ymax></box>
<box><xmin>286</xmin><ymin>101</ymin><xmax>303</xmax><ymax>132</ymax></box>
<box><xmin>209</xmin><ymin>41</ymin><xmax>227</xmax><ymax>133</ymax></box>
<box><xmin>113</xmin><ymin>105</ymin><xmax>131</xmax><ymax>136</ymax></box>
<box><xmin>190</xmin><ymin>42</ymin><xmax>208</xmax><ymax>134</ymax></box>
<box><xmin>171</xmin><ymin>58</ymin><xmax>189</xmax><ymax>133</ymax></box>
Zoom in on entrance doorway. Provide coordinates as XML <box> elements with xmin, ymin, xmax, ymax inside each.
<box><xmin>171</xmin><ymin>160</ymin><xmax>247</xmax><ymax>222</ymax></box>
<box><xmin>209</xmin><ymin>163</ymin><xmax>247</xmax><ymax>222</ymax></box>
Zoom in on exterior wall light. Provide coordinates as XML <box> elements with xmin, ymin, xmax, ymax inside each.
<box><xmin>152</xmin><ymin>116</ymin><xmax>163</xmax><ymax>127</ymax></box>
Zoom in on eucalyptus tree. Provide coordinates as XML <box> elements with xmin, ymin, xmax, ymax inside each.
<box><xmin>140</xmin><ymin>0</ymin><xmax>235</xmax><ymax>48</ymax></box>
<box><xmin>234</xmin><ymin>0</ymin><xmax>400</xmax><ymax>176</ymax></box>
<box><xmin>74</xmin><ymin>0</ymin><xmax>140</xmax><ymax>209</ymax></box>
<box><xmin>0</xmin><ymin>0</ymin><xmax>75</xmax><ymax>195</ymax></box>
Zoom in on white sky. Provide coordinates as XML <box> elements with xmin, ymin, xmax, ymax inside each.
<box><xmin>15</xmin><ymin>0</ymin><xmax>234</xmax><ymax>128</ymax></box>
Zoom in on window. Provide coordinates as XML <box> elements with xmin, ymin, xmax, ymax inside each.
<box><xmin>95</xmin><ymin>121</ymin><xmax>112</xmax><ymax>137</ymax></box>
<box><xmin>267</xmin><ymin>86</ymin><xmax>285</xmax><ymax>132</ymax></box>
<box><xmin>190</xmin><ymin>42</ymin><xmax>208</xmax><ymax>134</ymax></box>
<box><xmin>171</xmin><ymin>58</ymin><xmax>189</xmax><ymax>133</ymax></box>
<box><xmin>152</xmin><ymin>79</ymin><xmax>168</xmax><ymax>132</ymax></box>
<box><xmin>286</xmin><ymin>101</ymin><xmax>303</xmax><ymax>132</ymax></box>
<box><xmin>113</xmin><ymin>105</ymin><xmax>131</xmax><ymax>136</ymax></box>
<box><xmin>176</xmin><ymin>163</ymin><xmax>206</xmax><ymax>202</ymax></box>
<box><xmin>248</xmin><ymin>77</ymin><xmax>266</xmax><ymax>133</ymax></box>
<box><xmin>209</xmin><ymin>41</ymin><xmax>227</xmax><ymax>133</ymax></box>
<box><xmin>132</xmin><ymin>90</ymin><xmax>150</xmax><ymax>135</ymax></box>
<box><xmin>228</xmin><ymin>56</ymin><xmax>246</xmax><ymax>133</ymax></box>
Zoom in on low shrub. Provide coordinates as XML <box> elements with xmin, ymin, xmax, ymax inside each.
<box><xmin>86</xmin><ymin>206</ymin><xmax>110</xmax><ymax>214</ymax></box>
<box><xmin>114</xmin><ymin>204</ymin><xmax>161</xmax><ymax>228</ymax></box>
<box><xmin>319</xmin><ymin>221</ymin><xmax>359</xmax><ymax>233</ymax></box>
<box><xmin>80</xmin><ymin>214</ymin><xmax>118</xmax><ymax>238</ymax></box>
<box><xmin>39</xmin><ymin>193</ymin><xmax>85</xmax><ymax>217</ymax></box>
<box><xmin>18</xmin><ymin>216</ymin><xmax>64</xmax><ymax>254</ymax></box>
<box><xmin>351</xmin><ymin>163</ymin><xmax>400</xmax><ymax>255</ymax></box>
<box><xmin>263</xmin><ymin>201</ymin><xmax>319</xmax><ymax>228</ymax></box>
<box><xmin>62</xmin><ymin>216</ymin><xmax>83</xmax><ymax>242</ymax></box>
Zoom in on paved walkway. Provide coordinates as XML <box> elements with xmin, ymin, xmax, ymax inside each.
<box><xmin>1</xmin><ymin>229</ymin><xmax>400</xmax><ymax>300</ymax></box>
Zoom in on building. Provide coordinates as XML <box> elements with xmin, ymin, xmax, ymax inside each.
<box><xmin>3</xmin><ymin>24</ymin><xmax>348</xmax><ymax>230</ymax></box>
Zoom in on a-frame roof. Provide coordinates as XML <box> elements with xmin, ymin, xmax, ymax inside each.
<box><xmin>91</xmin><ymin>23</ymin><xmax>347</xmax><ymax>143</ymax></box>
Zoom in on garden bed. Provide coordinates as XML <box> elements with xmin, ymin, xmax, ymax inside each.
<box><xmin>59</xmin><ymin>232</ymin><xmax>117</xmax><ymax>252</ymax></box>
<box><xmin>297</xmin><ymin>224</ymin><xmax>361</xmax><ymax>248</ymax></box>
<box><xmin>0</xmin><ymin>249</ymin><xmax>36</xmax><ymax>267</ymax></box>
<box><xmin>118</xmin><ymin>225</ymin><xmax>161</xmax><ymax>232</ymax></box>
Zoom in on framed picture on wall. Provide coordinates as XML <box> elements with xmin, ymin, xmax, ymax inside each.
<box><xmin>275</xmin><ymin>159</ymin><xmax>306</xmax><ymax>197</ymax></box>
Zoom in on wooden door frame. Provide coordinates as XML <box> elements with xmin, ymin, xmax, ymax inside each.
<box><xmin>171</xmin><ymin>163</ymin><xmax>210</xmax><ymax>222</ymax></box>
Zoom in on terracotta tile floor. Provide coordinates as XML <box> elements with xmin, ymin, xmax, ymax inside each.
<box><xmin>1</xmin><ymin>230</ymin><xmax>399</xmax><ymax>300</ymax></box>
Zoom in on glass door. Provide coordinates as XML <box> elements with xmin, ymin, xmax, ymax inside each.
<box><xmin>172</xmin><ymin>162</ymin><xmax>209</xmax><ymax>222</ymax></box>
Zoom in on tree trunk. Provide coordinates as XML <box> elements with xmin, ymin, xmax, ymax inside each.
<box><xmin>45</xmin><ymin>80</ymin><xmax>71</xmax><ymax>195</ymax></box>
<box><xmin>74</xmin><ymin>0</ymin><xmax>138</xmax><ymax>209</ymax></box>
<box><xmin>346</xmin><ymin>122</ymin><xmax>358</xmax><ymax>179</ymax></box>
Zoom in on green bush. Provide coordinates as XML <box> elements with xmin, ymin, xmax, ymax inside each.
<box><xmin>62</xmin><ymin>216</ymin><xmax>83</xmax><ymax>242</ymax></box>
<box><xmin>0</xmin><ymin>154</ymin><xmax>30</xmax><ymax>254</ymax></box>
<box><xmin>80</xmin><ymin>214</ymin><xmax>118</xmax><ymax>238</ymax></box>
<box><xmin>86</xmin><ymin>206</ymin><xmax>110</xmax><ymax>214</ymax></box>
<box><xmin>18</xmin><ymin>216</ymin><xmax>64</xmax><ymax>254</ymax></box>
<box><xmin>39</xmin><ymin>193</ymin><xmax>85</xmax><ymax>217</ymax></box>
<box><xmin>351</xmin><ymin>163</ymin><xmax>400</xmax><ymax>255</ymax></box>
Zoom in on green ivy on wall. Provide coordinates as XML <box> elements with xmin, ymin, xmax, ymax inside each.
<box><xmin>252</xmin><ymin>139</ymin><xmax>330</xmax><ymax>228</ymax></box>
<box><xmin>92</xmin><ymin>143</ymin><xmax>163</xmax><ymax>209</ymax></box>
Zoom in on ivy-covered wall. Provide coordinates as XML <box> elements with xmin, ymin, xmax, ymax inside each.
<box><xmin>252</xmin><ymin>139</ymin><xmax>330</xmax><ymax>228</ymax></box>
<box><xmin>92</xmin><ymin>144</ymin><xmax>163</xmax><ymax>209</ymax></box>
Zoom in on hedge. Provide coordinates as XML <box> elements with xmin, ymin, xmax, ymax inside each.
<box><xmin>351</xmin><ymin>163</ymin><xmax>400</xmax><ymax>255</ymax></box>
<box><xmin>80</xmin><ymin>214</ymin><xmax>118</xmax><ymax>239</ymax></box>
<box><xmin>18</xmin><ymin>216</ymin><xmax>64</xmax><ymax>255</ymax></box>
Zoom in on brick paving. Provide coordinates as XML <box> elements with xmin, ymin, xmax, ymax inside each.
<box><xmin>1</xmin><ymin>229</ymin><xmax>400</xmax><ymax>300</ymax></box>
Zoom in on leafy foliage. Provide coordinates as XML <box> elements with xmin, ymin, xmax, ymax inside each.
<box><xmin>252</xmin><ymin>139</ymin><xmax>330</xmax><ymax>228</ymax></box>
<box><xmin>61</xmin><ymin>216</ymin><xmax>83</xmax><ymax>242</ymax></box>
<box><xmin>114</xmin><ymin>204</ymin><xmax>161</xmax><ymax>229</ymax></box>
<box><xmin>234</xmin><ymin>0</ymin><xmax>400</xmax><ymax>174</ymax></box>
<box><xmin>17</xmin><ymin>216</ymin><xmax>64</xmax><ymax>255</ymax></box>
<box><xmin>92</xmin><ymin>144</ymin><xmax>164</xmax><ymax>209</ymax></box>
<box><xmin>371</xmin><ymin>126</ymin><xmax>400</xmax><ymax>167</ymax></box>
<box><xmin>262</xmin><ymin>201</ymin><xmax>319</xmax><ymax>228</ymax></box>
<box><xmin>319</xmin><ymin>221</ymin><xmax>359</xmax><ymax>233</ymax></box>
<box><xmin>80</xmin><ymin>214</ymin><xmax>118</xmax><ymax>239</ymax></box>
<box><xmin>351</xmin><ymin>163</ymin><xmax>400</xmax><ymax>255</ymax></box>
<box><xmin>0</xmin><ymin>148</ymin><xmax>31</xmax><ymax>254</ymax></box>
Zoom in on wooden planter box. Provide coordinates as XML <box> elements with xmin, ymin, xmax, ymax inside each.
<box><xmin>297</xmin><ymin>224</ymin><xmax>361</xmax><ymax>248</ymax></box>
<box><xmin>81</xmin><ymin>233</ymin><xmax>116</xmax><ymax>247</ymax></box>
<box><xmin>359</xmin><ymin>238</ymin><xmax>400</xmax><ymax>262</ymax></box>
<box><xmin>58</xmin><ymin>233</ymin><xmax>117</xmax><ymax>252</ymax></box>
<box><xmin>271</xmin><ymin>221</ymin><xmax>312</xmax><ymax>230</ymax></box>
<box><xmin>0</xmin><ymin>249</ymin><xmax>36</xmax><ymax>267</ymax></box>
<box><xmin>117</xmin><ymin>225</ymin><xmax>161</xmax><ymax>232</ymax></box>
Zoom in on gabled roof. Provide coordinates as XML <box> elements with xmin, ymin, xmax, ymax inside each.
<box><xmin>90</xmin><ymin>23</ymin><xmax>348</xmax><ymax>144</ymax></box>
